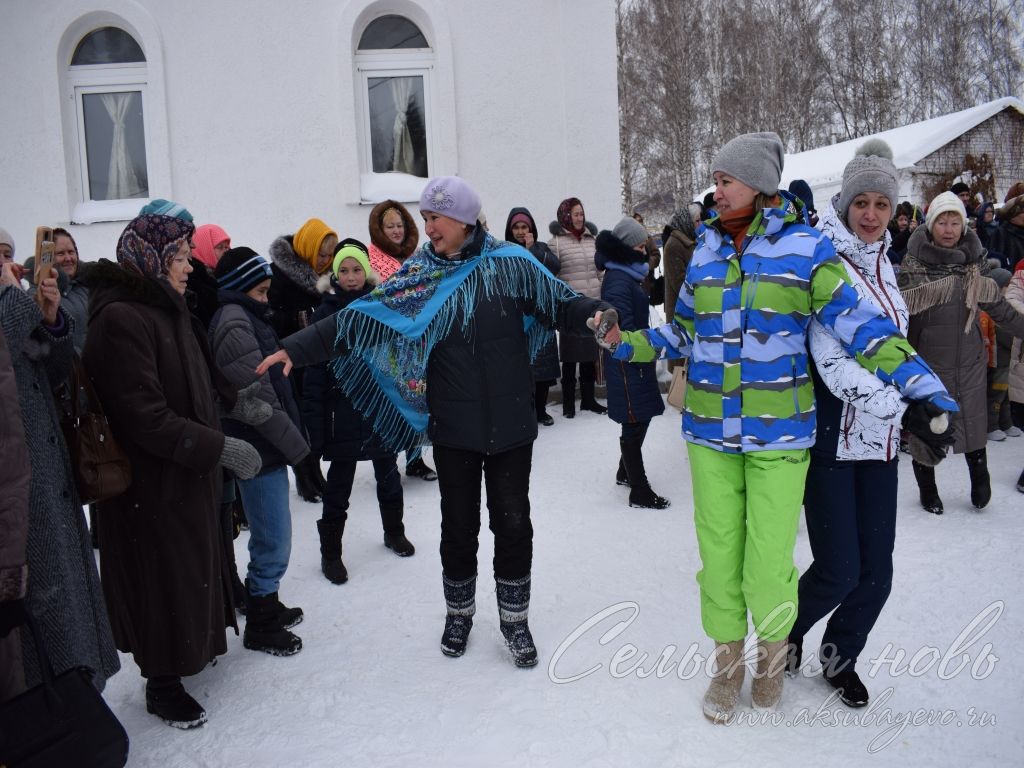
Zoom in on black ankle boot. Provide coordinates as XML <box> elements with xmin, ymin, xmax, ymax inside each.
<box><xmin>620</xmin><ymin>437</ymin><xmax>670</xmax><ymax>509</ymax></box>
<box><xmin>406</xmin><ymin>457</ymin><xmax>437</xmax><ymax>480</ymax></box>
<box><xmin>966</xmin><ymin>448</ymin><xmax>991</xmax><ymax>509</ymax></box>
<box><xmin>615</xmin><ymin>457</ymin><xmax>630</xmax><ymax>487</ymax></box>
<box><xmin>579</xmin><ymin>377</ymin><xmax>607</xmax><ymax>414</ymax></box>
<box><xmin>496</xmin><ymin>575</ymin><xmax>537</xmax><ymax>667</ymax></box>
<box><xmin>912</xmin><ymin>460</ymin><xmax>943</xmax><ymax>514</ymax></box>
<box><xmin>441</xmin><ymin>574</ymin><xmax>476</xmax><ymax>657</ymax></box>
<box><xmin>146</xmin><ymin>676</ymin><xmax>207</xmax><ymax>729</ymax></box>
<box><xmin>244</xmin><ymin>592</ymin><xmax>302</xmax><ymax>656</ymax></box>
<box><xmin>317</xmin><ymin>518</ymin><xmax>348</xmax><ymax>584</ymax></box>
<box><xmin>384</xmin><ymin>532</ymin><xmax>416</xmax><ymax>557</ymax></box>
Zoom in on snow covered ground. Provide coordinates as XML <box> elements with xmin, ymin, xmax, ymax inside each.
<box><xmin>102</xmin><ymin>408</ymin><xmax>1023</xmax><ymax>767</ymax></box>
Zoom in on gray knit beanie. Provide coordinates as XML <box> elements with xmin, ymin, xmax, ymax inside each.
<box><xmin>837</xmin><ymin>139</ymin><xmax>899</xmax><ymax>221</ymax></box>
<box><xmin>711</xmin><ymin>132</ymin><xmax>785</xmax><ymax>194</ymax></box>
<box><xmin>611</xmin><ymin>217</ymin><xmax>648</xmax><ymax>248</ymax></box>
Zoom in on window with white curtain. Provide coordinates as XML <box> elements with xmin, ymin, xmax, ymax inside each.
<box><xmin>68</xmin><ymin>27</ymin><xmax>150</xmax><ymax>204</ymax></box>
<box><xmin>356</xmin><ymin>15</ymin><xmax>433</xmax><ymax>201</ymax></box>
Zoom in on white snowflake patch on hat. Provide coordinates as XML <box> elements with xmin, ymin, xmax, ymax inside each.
<box><xmin>429</xmin><ymin>184</ymin><xmax>455</xmax><ymax>210</ymax></box>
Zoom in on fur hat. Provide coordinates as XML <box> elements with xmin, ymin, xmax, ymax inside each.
<box><xmin>611</xmin><ymin>216</ymin><xmax>648</xmax><ymax>248</ymax></box>
<box><xmin>711</xmin><ymin>132</ymin><xmax>785</xmax><ymax>195</ymax></box>
<box><xmin>837</xmin><ymin>140</ymin><xmax>899</xmax><ymax>221</ymax></box>
<box><xmin>997</xmin><ymin>182</ymin><xmax>1024</xmax><ymax>220</ymax></box>
<box><xmin>419</xmin><ymin>176</ymin><xmax>482</xmax><ymax>226</ymax></box>
<box><xmin>368</xmin><ymin>200</ymin><xmax>419</xmax><ymax>259</ymax></box>
<box><xmin>925</xmin><ymin>191</ymin><xmax>967</xmax><ymax>233</ymax></box>
<box><xmin>215</xmin><ymin>246</ymin><xmax>272</xmax><ymax>293</ymax></box>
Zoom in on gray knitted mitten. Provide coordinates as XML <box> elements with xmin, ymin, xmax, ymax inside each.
<box><xmin>227</xmin><ymin>381</ymin><xmax>272</xmax><ymax>426</ymax></box>
<box><xmin>220</xmin><ymin>436</ymin><xmax>262</xmax><ymax>480</ymax></box>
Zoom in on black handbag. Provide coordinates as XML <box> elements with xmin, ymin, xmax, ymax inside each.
<box><xmin>0</xmin><ymin>615</ymin><xmax>129</xmax><ymax>767</ymax></box>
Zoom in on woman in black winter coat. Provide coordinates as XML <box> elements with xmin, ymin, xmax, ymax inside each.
<box><xmin>505</xmin><ymin>207</ymin><xmax>561</xmax><ymax>426</ymax></box>
<box><xmin>257</xmin><ymin>177</ymin><xmax>609</xmax><ymax>668</ymax></box>
<box><xmin>303</xmin><ymin>240</ymin><xmax>415</xmax><ymax>586</ymax></box>
<box><xmin>596</xmin><ymin>218</ymin><xmax>669</xmax><ymax>509</ymax></box>
<box><xmin>267</xmin><ymin>218</ymin><xmax>339</xmax><ymax>503</ymax></box>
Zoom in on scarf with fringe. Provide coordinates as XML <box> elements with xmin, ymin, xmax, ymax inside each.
<box><xmin>331</xmin><ymin>232</ymin><xmax>577</xmax><ymax>452</ymax></box>
<box><xmin>899</xmin><ymin>228</ymin><xmax>1001</xmax><ymax>333</ymax></box>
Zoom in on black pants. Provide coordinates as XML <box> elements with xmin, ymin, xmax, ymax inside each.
<box><xmin>434</xmin><ymin>443</ymin><xmax>534</xmax><ymax>581</ymax></box>
<box><xmin>322</xmin><ymin>455</ymin><xmax>404</xmax><ymax>534</ymax></box>
<box><xmin>790</xmin><ymin>457</ymin><xmax>898</xmax><ymax>671</ymax></box>
<box><xmin>561</xmin><ymin>361</ymin><xmax>596</xmax><ymax>388</ymax></box>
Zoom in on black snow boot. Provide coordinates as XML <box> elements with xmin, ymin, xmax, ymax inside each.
<box><xmin>823</xmin><ymin>668</ymin><xmax>870</xmax><ymax>708</ymax></box>
<box><xmin>441</xmin><ymin>574</ymin><xmax>476</xmax><ymax>657</ymax></box>
<box><xmin>912</xmin><ymin>460</ymin><xmax>943</xmax><ymax>514</ymax></box>
<box><xmin>965</xmin><ymin>448</ymin><xmax>991</xmax><ymax>509</ymax></box>
<box><xmin>267</xmin><ymin>590</ymin><xmax>303</xmax><ymax>630</ymax></box>
<box><xmin>381</xmin><ymin>502</ymin><xmax>415</xmax><ymax>557</ymax></box>
<box><xmin>244</xmin><ymin>591</ymin><xmax>302</xmax><ymax>656</ymax></box>
<box><xmin>1017</xmin><ymin>467</ymin><xmax>1024</xmax><ymax>493</ymax></box>
<box><xmin>317</xmin><ymin>518</ymin><xmax>348</xmax><ymax>584</ymax></box>
<box><xmin>561</xmin><ymin>376</ymin><xmax>576</xmax><ymax>418</ymax></box>
<box><xmin>579</xmin><ymin>377</ymin><xmax>608</xmax><ymax>415</ymax></box>
<box><xmin>496</xmin><ymin>575</ymin><xmax>538</xmax><ymax>667</ymax></box>
<box><xmin>620</xmin><ymin>437</ymin><xmax>670</xmax><ymax>509</ymax></box>
<box><xmin>146</xmin><ymin>676</ymin><xmax>207</xmax><ymax>729</ymax></box>
<box><xmin>536</xmin><ymin>382</ymin><xmax>553</xmax><ymax>426</ymax></box>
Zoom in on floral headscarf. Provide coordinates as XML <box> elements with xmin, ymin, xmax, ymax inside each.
<box><xmin>116</xmin><ymin>214</ymin><xmax>195</xmax><ymax>278</ymax></box>
<box><xmin>557</xmin><ymin>197</ymin><xmax>586</xmax><ymax>241</ymax></box>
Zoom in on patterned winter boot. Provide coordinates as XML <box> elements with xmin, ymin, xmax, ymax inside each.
<box><xmin>441</xmin><ymin>574</ymin><xmax>476</xmax><ymax>657</ymax></box>
<box><xmin>751</xmin><ymin>638</ymin><xmax>789</xmax><ymax>710</ymax></box>
<box><xmin>702</xmin><ymin>639</ymin><xmax>746</xmax><ymax>722</ymax></box>
<box><xmin>496</xmin><ymin>575</ymin><xmax>538</xmax><ymax>668</ymax></box>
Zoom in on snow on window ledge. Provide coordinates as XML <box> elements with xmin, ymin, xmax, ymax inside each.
<box><xmin>71</xmin><ymin>198</ymin><xmax>149</xmax><ymax>225</ymax></box>
<box><xmin>360</xmin><ymin>172</ymin><xmax>428</xmax><ymax>205</ymax></box>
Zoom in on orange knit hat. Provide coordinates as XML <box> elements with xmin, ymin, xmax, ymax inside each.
<box><xmin>293</xmin><ymin>218</ymin><xmax>337</xmax><ymax>273</ymax></box>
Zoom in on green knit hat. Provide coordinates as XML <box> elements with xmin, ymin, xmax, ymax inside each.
<box><xmin>332</xmin><ymin>238</ymin><xmax>375</xmax><ymax>283</ymax></box>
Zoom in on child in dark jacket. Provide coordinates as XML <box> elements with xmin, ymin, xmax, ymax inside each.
<box><xmin>210</xmin><ymin>247</ymin><xmax>310</xmax><ymax>657</ymax></box>
<box><xmin>597</xmin><ymin>218</ymin><xmax>670</xmax><ymax>509</ymax></box>
<box><xmin>303</xmin><ymin>240</ymin><xmax>415</xmax><ymax>585</ymax></box>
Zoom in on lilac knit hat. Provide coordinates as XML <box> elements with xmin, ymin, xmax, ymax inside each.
<box><xmin>419</xmin><ymin>176</ymin><xmax>482</xmax><ymax>226</ymax></box>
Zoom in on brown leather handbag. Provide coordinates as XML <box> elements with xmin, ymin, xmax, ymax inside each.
<box><xmin>60</xmin><ymin>355</ymin><xmax>132</xmax><ymax>504</ymax></box>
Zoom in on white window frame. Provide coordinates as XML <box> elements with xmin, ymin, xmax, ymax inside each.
<box><xmin>71</xmin><ymin>74</ymin><xmax>150</xmax><ymax>204</ymax></box>
<box><xmin>59</xmin><ymin>15</ymin><xmax>171</xmax><ymax>224</ymax></box>
<box><xmin>354</xmin><ymin>41</ymin><xmax>436</xmax><ymax>203</ymax></box>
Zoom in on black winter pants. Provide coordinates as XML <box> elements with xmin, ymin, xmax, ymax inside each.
<box><xmin>790</xmin><ymin>457</ymin><xmax>898</xmax><ymax>671</ymax></box>
<box><xmin>433</xmin><ymin>443</ymin><xmax>534</xmax><ymax>581</ymax></box>
<box><xmin>322</xmin><ymin>456</ymin><xmax>404</xmax><ymax>535</ymax></box>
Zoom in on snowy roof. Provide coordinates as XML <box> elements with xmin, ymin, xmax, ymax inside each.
<box><xmin>780</xmin><ymin>97</ymin><xmax>1024</xmax><ymax>189</ymax></box>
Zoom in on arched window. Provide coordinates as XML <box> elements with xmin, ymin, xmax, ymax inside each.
<box><xmin>355</xmin><ymin>14</ymin><xmax>434</xmax><ymax>198</ymax></box>
<box><xmin>67</xmin><ymin>26</ymin><xmax>150</xmax><ymax>207</ymax></box>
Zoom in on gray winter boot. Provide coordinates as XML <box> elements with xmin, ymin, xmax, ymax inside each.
<box><xmin>751</xmin><ymin>638</ymin><xmax>788</xmax><ymax>710</ymax></box>
<box><xmin>496</xmin><ymin>575</ymin><xmax>538</xmax><ymax>667</ymax></box>
<box><xmin>441</xmin><ymin>574</ymin><xmax>476</xmax><ymax>657</ymax></box>
<box><xmin>702</xmin><ymin>639</ymin><xmax>746</xmax><ymax>722</ymax></box>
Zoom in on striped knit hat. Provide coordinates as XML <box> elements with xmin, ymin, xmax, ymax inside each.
<box><xmin>215</xmin><ymin>247</ymin><xmax>273</xmax><ymax>293</ymax></box>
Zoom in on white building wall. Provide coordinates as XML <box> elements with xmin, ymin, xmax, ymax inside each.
<box><xmin>0</xmin><ymin>0</ymin><xmax>621</xmax><ymax>263</ymax></box>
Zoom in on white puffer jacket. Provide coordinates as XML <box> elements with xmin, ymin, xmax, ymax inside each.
<box><xmin>809</xmin><ymin>197</ymin><xmax>909</xmax><ymax>461</ymax></box>
<box><xmin>548</xmin><ymin>222</ymin><xmax>601</xmax><ymax>298</ymax></box>
<box><xmin>1007</xmin><ymin>269</ymin><xmax>1024</xmax><ymax>404</ymax></box>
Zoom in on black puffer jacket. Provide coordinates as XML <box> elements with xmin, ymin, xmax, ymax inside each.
<box><xmin>282</xmin><ymin>226</ymin><xmax>609</xmax><ymax>455</ymax></box>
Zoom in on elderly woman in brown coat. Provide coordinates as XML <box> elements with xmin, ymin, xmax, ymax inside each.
<box><xmin>84</xmin><ymin>214</ymin><xmax>264</xmax><ymax>729</ymax></box>
<box><xmin>899</xmin><ymin>192</ymin><xmax>1024</xmax><ymax>513</ymax></box>
<box><xmin>0</xmin><ymin>261</ymin><xmax>119</xmax><ymax>701</ymax></box>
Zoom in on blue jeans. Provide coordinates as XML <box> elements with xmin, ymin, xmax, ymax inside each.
<box><xmin>237</xmin><ymin>466</ymin><xmax>292</xmax><ymax>597</ymax></box>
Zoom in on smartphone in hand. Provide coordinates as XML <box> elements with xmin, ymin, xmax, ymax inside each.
<box><xmin>34</xmin><ymin>226</ymin><xmax>55</xmax><ymax>286</ymax></box>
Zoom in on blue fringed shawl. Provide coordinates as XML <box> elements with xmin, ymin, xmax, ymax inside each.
<box><xmin>331</xmin><ymin>233</ymin><xmax>579</xmax><ymax>452</ymax></box>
